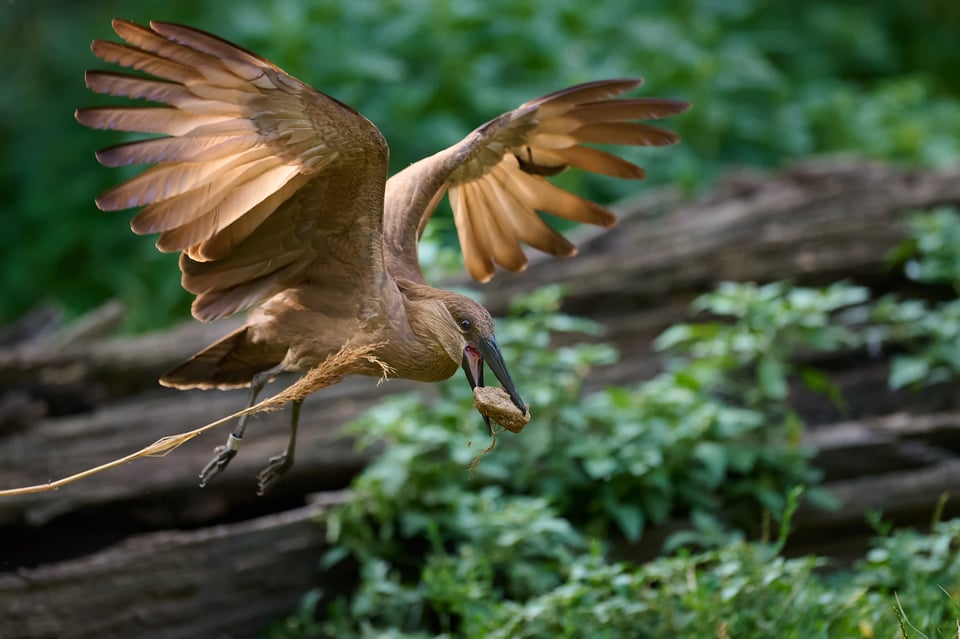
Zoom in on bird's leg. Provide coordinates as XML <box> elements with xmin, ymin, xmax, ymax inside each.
<box><xmin>256</xmin><ymin>398</ymin><xmax>302</xmax><ymax>495</ymax></box>
<box><xmin>198</xmin><ymin>365</ymin><xmax>282</xmax><ymax>487</ymax></box>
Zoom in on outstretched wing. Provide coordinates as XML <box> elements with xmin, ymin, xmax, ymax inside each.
<box><xmin>384</xmin><ymin>79</ymin><xmax>689</xmax><ymax>283</ymax></box>
<box><xmin>77</xmin><ymin>20</ymin><xmax>390</xmax><ymax>322</ymax></box>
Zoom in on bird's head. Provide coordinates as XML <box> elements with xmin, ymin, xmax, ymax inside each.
<box><xmin>441</xmin><ymin>293</ymin><xmax>526</xmax><ymax>433</ymax></box>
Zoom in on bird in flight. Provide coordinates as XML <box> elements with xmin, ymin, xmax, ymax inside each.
<box><xmin>77</xmin><ymin>19</ymin><xmax>689</xmax><ymax>493</ymax></box>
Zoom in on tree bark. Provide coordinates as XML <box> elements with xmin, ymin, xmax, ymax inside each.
<box><xmin>481</xmin><ymin>160</ymin><xmax>960</xmax><ymax>315</ymax></box>
<box><xmin>0</xmin><ymin>497</ymin><xmax>348</xmax><ymax>639</ymax></box>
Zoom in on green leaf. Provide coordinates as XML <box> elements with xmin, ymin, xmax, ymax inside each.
<box><xmin>693</xmin><ymin>441</ymin><xmax>728</xmax><ymax>488</ymax></box>
<box><xmin>757</xmin><ymin>356</ymin><xmax>789</xmax><ymax>400</ymax></box>
<box><xmin>611</xmin><ymin>504</ymin><xmax>646</xmax><ymax>543</ymax></box>
<box><xmin>798</xmin><ymin>365</ymin><xmax>847</xmax><ymax>410</ymax></box>
<box><xmin>889</xmin><ymin>355</ymin><xmax>930</xmax><ymax>389</ymax></box>
<box><xmin>583</xmin><ymin>456</ymin><xmax>618</xmax><ymax>480</ymax></box>
<box><xmin>653</xmin><ymin>324</ymin><xmax>694</xmax><ymax>351</ymax></box>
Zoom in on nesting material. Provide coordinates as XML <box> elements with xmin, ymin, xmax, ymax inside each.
<box><xmin>473</xmin><ymin>386</ymin><xmax>531</xmax><ymax>433</ymax></box>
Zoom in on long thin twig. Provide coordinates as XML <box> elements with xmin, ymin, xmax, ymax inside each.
<box><xmin>0</xmin><ymin>343</ymin><xmax>389</xmax><ymax>497</ymax></box>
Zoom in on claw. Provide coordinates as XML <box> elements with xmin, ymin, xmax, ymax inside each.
<box><xmin>198</xmin><ymin>433</ymin><xmax>242</xmax><ymax>487</ymax></box>
<box><xmin>256</xmin><ymin>453</ymin><xmax>293</xmax><ymax>495</ymax></box>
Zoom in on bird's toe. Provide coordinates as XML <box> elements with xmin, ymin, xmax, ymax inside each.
<box><xmin>256</xmin><ymin>453</ymin><xmax>293</xmax><ymax>495</ymax></box>
<box><xmin>198</xmin><ymin>447</ymin><xmax>238</xmax><ymax>487</ymax></box>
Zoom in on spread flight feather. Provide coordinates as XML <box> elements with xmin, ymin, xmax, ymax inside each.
<box><xmin>78</xmin><ymin>19</ymin><xmax>689</xmax><ymax>314</ymax></box>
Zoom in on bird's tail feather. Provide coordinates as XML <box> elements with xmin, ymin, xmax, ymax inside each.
<box><xmin>160</xmin><ymin>326</ymin><xmax>283</xmax><ymax>390</ymax></box>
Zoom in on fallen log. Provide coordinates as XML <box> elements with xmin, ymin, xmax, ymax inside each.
<box><xmin>0</xmin><ymin>496</ymin><xmax>348</xmax><ymax>639</ymax></box>
<box><xmin>0</xmin><ymin>379</ymin><xmax>386</xmax><ymax>529</ymax></box>
<box><xmin>482</xmin><ymin>159</ymin><xmax>960</xmax><ymax>314</ymax></box>
<box><xmin>2</xmin><ymin>159</ymin><xmax>958</xmax><ymax>527</ymax></box>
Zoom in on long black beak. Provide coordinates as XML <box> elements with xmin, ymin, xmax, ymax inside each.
<box><xmin>462</xmin><ymin>336</ymin><xmax>526</xmax><ymax>435</ymax></box>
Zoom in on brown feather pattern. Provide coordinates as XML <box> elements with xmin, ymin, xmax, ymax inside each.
<box><xmin>77</xmin><ymin>19</ymin><xmax>392</xmax><ymax>322</ymax></box>
<box><xmin>78</xmin><ymin>19</ymin><xmax>688</xmax><ymax>325</ymax></box>
<box><xmin>427</xmin><ymin>78</ymin><xmax>689</xmax><ymax>280</ymax></box>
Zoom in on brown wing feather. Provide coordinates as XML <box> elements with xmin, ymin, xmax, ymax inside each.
<box><xmin>384</xmin><ymin>78</ymin><xmax>689</xmax><ymax>283</ymax></box>
<box><xmin>78</xmin><ymin>19</ymin><xmax>390</xmax><ymax>322</ymax></box>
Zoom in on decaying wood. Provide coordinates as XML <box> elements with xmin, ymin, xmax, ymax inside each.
<box><xmin>0</xmin><ymin>498</ymin><xmax>347</xmax><ymax>639</ymax></box>
<box><xmin>803</xmin><ymin>410</ymin><xmax>960</xmax><ymax>521</ymax></box>
<box><xmin>1</xmin><ymin>161</ymin><xmax>956</xmax><ymax>511</ymax></box>
<box><xmin>0</xmin><ymin>317</ymin><xmax>245</xmax><ymax>410</ymax></box>
<box><xmin>0</xmin><ymin>343</ymin><xmax>389</xmax><ymax>505</ymax></box>
<box><xmin>5</xmin><ymin>161</ymin><xmax>958</xmax><ymax>403</ymax></box>
<box><xmin>482</xmin><ymin>160</ymin><xmax>960</xmax><ymax>315</ymax></box>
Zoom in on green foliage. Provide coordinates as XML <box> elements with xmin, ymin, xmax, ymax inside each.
<box><xmin>876</xmin><ymin>297</ymin><xmax>960</xmax><ymax>389</ymax></box>
<box><xmin>325</xmin><ymin>491</ymin><xmax>584</xmax><ymax>636</ymax></box>
<box><xmin>279</xmin><ymin>504</ymin><xmax>960</xmax><ymax>638</ymax></box>
<box><xmin>656</xmin><ymin>281</ymin><xmax>869</xmax><ymax>407</ymax></box>
<box><xmin>472</xmin><ymin>519</ymin><xmax>960</xmax><ymax>639</ymax></box>
<box><xmin>855</xmin><ymin>519</ymin><xmax>960</xmax><ymax>634</ymax></box>
<box><xmin>261</xmin><ymin>206</ymin><xmax>960</xmax><ymax>638</ymax></box>
<box><xmin>891</xmin><ymin>206</ymin><xmax>960</xmax><ymax>290</ymax></box>
<box><xmin>327</xmin><ymin>282</ymin><xmax>829</xmax><ymax>556</ymax></box>
<box><xmin>307</xmin><ymin>280</ymin><xmax>866</xmax><ymax>637</ymax></box>
<box><xmin>284</xmin><ymin>516</ymin><xmax>959</xmax><ymax>638</ymax></box>
<box><xmin>874</xmin><ymin>207</ymin><xmax>960</xmax><ymax>388</ymax></box>
<box><xmin>3</xmin><ymin>0</ymin><xmax>959</xmax><ymax>329</ymax></box>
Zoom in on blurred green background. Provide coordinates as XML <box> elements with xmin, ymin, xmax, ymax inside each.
<box><xmin>2</xmin><ymin>0</ymin><xmax>958</xmax><ymax>331</ymax></box>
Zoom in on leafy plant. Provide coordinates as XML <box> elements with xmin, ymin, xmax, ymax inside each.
<box><xmin>874</xmin><ymin>207</ymin><xmax>960</xmax><ymax>388</ymax></box>
<box><xmin>276</xmin><ymin>498</ymin><xmax>960</xmax><ymax>638</ymax></box>
<box><xmin>310</xmin><ymin>278</ymin><xmax>864</xmax><ymax>636</ymax></box>
<box><xmin>656</xmin><ymin>280</ymin><xmax>869</xmax><ymax>407</ymax></box>
<box><xmin>470</xmin><ymin>517</ymin><xmax>960</xmax><ymax>639</ymax></box>
<box><xmin>896</xmin><ymin>206</ymin><xmax>960</xmax><ymax>291</ymax></box>
<box><xmin>328</xmin><ymin>281</ymin><xmax>838</xmax><ymax>553</ymax></box>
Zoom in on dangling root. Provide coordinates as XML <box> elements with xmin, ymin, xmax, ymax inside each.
<box><xmin>0</xmin><ymin>342</ymin><xmax>390</xmax><ymax>497</ymax></box>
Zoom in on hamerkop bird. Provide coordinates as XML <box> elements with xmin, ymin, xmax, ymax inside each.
<box><xmin>77</xmin><ymin>19</ymin><xmax>689</xmax><ymax>493</ymax></box>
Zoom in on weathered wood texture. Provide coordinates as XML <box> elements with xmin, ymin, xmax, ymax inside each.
<box><xmin>0</xmin><ymin>498</ymin><xmax>347</xmax><ymax>639</ymax></box>
<box><xmin>2</xmin><ymin>160</ymin><xmax>960</xmax><ymax>637</ymax></box>
<box><xmin>483</xmin><ymin>160</ymin><xmax>960</xmax><ymax>314</ymax></box>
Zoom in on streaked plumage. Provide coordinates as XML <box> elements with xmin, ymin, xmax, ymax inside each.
<box><xmin>78</xmin><ymin>19</ymin><xmax>689</xmax><ymax>491</ymax></box>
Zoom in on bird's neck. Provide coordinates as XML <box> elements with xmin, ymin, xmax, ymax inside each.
<box><xmin>382</xmin><ymin>143</ymin><xmax>471</xmax><ymax>281</ymax></box>
<box><xmin>381</xmin><ymin>283</ymin><xmax>464</xmax><ymax>383</ymax></box>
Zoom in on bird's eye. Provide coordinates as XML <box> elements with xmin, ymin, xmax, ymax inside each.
<box><xmin>459</xmin><ymin>319</ymin><xmax>472</xmax><ymax>332</ymax></box>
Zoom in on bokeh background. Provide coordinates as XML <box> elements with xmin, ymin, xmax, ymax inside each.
<box><xmin>2</xmin><ymin>0</ymin><xmax>958</xmax><ymax>331</ymax></box>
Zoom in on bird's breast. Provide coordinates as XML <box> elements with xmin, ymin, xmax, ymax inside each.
<box><xmin>388</xmin><ymin>350</ymin><xmax>460</xmax><ymax>383</ymax></box>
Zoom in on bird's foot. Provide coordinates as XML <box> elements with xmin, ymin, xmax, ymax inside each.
<box><xmin>256</xmin><ymin>452</ymin><xmax>293</xmax><ymax>495</ymax></box>
<box><xmin>198</xmin><ymin>434</ymin><xmax>242</xmax><ymax>487</ymax></box>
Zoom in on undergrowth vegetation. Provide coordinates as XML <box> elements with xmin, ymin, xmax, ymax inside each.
<box><xmin>263</xmin><ymin>208</ymin><xmax>960</xmax><ymax>638</ymax></box>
